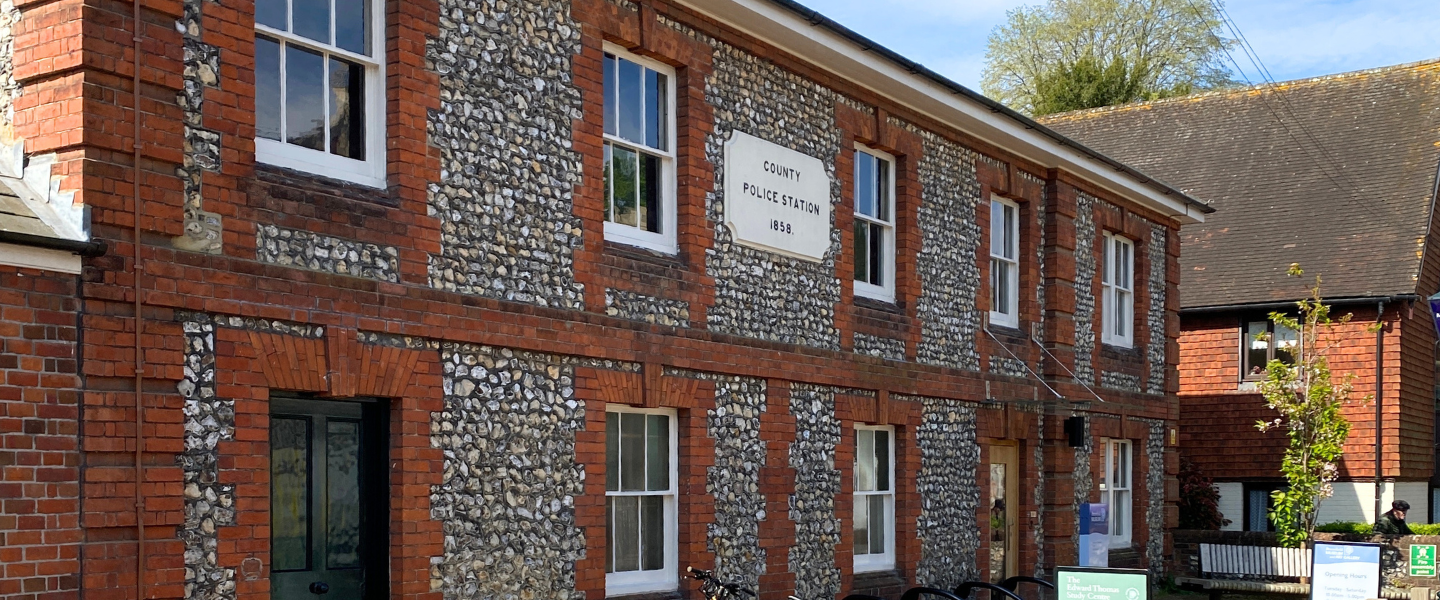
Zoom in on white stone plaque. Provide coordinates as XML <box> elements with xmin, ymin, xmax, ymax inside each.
<box><xmin>723</xmin><ymin>131</ymin><xmax>832</xmax><ymax>262</ymax></box>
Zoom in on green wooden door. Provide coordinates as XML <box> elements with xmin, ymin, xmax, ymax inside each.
<box><xmin>270</xmin><ymin>398</ymin><xmax>386</xmax><ymax>600</ymax></box>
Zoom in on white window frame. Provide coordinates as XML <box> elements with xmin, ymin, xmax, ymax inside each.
<box><xmin>1101</xmin><ymin>233</ymin><xmax>1135</xmax><ymax>348</ymax></box>
<box><xmin>853</xmin><ymin>424</ymin><xmax>896</xmax><ymax>572</ymax></box>
<box><xmin>605</xmin><ymin>406</ymin><xmax>679</xmax><ymax>596</ymax></box>
<box><xmin>852</xmin><ymin>144</ymin><xmax>896</xmax><ymax>302</ymax></box>
<box><xmin>988</xmin><ymin>196</ymin><xmax>1020</xmax><ymax>328</ymax></box>
<box><xmin>601</xmin><ymin>44</ymin><xmax>678</xmax><ymax>254</ymax></box>
<box><xmin>254</xmin><ymin>0</ymin><xmax>387</xmax><ymax>188</ymax></box>
<box><xmin>1100</xmin><ymin>439</ymin><xmax>1132</xmax><ymax>548</ymax></box>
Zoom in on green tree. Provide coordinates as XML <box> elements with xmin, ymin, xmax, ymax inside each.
<box><xmin>982</xmin><ymin>0</ymin><xmax>1235</xmax><ymax>116</ymax></box>
<box><xmin>1256</xmin><ymin>265</ymin><xmax>1368</xmax><ymax>547</ymax></box>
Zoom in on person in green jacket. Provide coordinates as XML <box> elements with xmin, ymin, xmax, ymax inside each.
<box><xmin>1375</xmin><ymin>500</ymin><xmax>1414</xmax><ymax>535</ymax></box>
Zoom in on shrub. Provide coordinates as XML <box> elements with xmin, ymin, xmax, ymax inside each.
<box><xmin>1410</xmin><ymin>523</ymin><xmax>1440</xmax><ymax>535</ymax></box>
<box><xmin>1178</xmin><ymin>457</ymin><xmax>1229</xmax><ymax>530</ymax></box>
<box><xmin>1314</xmin><ymin>521</ymin><xmax>1372</xmax><ymax>534</ymax></box>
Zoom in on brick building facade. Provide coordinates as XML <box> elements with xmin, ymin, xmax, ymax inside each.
<box><xmin>1047</xmin><ymin>60</ymin><xmax>1440</xmax><ymax>531</ymax></box>
<box><xmin>0</xmin><ymin>0</ymin><xmax>1209</xmax><ymax>599</ymax></box>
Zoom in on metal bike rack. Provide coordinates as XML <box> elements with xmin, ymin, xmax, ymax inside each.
<box><xmin>952</xmin><ymin>581</ymin><xmax>1024</xmax><ymax>600</ymax></box>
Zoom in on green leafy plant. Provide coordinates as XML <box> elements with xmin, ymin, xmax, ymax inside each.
<box><xmin>1314</xmin><ymin>521</ymin><xmax>1372</xmax><ymax>534</ymax></box>
<box><xmin>1177</xmin><ymin>457</ymin><xmax>1229</xmax><ymax>530</ymax></box>
<box><xmin>1256</xmin><ymin>265</ymin><xmax>1370</xmax><ymax>547</ymax></box>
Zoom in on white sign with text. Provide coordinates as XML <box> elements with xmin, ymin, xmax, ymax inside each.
<box><xmin>1310</xmin><ymin>541</ymin><xmax>1381</xmax><ymax>600</ymax></box>
<box><xmin>723</xmin><ymin>131</ymin><xmax>832</xmax><ymax>262</ymax></box>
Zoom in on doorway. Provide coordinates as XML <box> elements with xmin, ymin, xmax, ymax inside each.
<box><xmin>270</xmin><ymin>397</ymin><xmax>388</xmax><ymax>600</ymax></box>
<box><xmin>989</xmin><ymin>443</ymin><xmax>1020</xmax><ymax>583</ymax></box>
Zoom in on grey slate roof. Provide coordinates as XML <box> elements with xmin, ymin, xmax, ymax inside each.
<box><xmin>0</xmin><ymin>176</ymin><xmax>61</xmax><ymax>238</ymax></box>
<box><xmin>1042</xmin><ymin>60</ymin><xmax>1440</xmax><ymax>309</ymax></box>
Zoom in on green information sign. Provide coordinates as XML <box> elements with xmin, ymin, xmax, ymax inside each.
<box><xmin>1411</xmin><ymin>544</ymin><xmax>1437</xmax><ymax>577</ymax></box>
<box><xmin>1057</xmin><ymin>566</ymin><xmax>1149</xmax><ymax>600</ymax></box>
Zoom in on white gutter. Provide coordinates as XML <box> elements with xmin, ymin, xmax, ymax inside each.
<box><xmin>672</xmin><ymin>0</ymin><xmax>1209</xmax><ymax>225</ymax></box>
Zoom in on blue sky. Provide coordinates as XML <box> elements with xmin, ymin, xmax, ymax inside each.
<box><xmin>799</xmin><ymin>0</ymin><xmax>1440</xmax><ymax>91</ymax></box>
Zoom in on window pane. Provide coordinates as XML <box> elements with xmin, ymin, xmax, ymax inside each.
<box><xmin>644</xmin><ymin>69</ymin><xmax>664</xmax><ymax>151</ymax></box>
<box><xmin>1245</xmin><ymin>321</ymin><xmax>1268</xmax><ymax>376</ymax></box>
<box><xmin>855</xmin><ymin>153</ymin><xmax>875</xmax><ymax>218</ymax></box>
<box><xmin>334</xmin><ymin>0</ymin><xmax>368</xmax><ymax>55</ymax></box>
<box><xmin>1003</xmin><ymin>204</ymin><xmax>1016</xmax><ymax>259</ymax></box>
<box><xmin>605</xmin><ymin>412</ymin><xmax>619</xmax><ymax>492</ymax></box>
<box><xmin>1105</xmin><ymin>235</ymin><xmax>1117</xmax><ymax>284</ymax></box>
<box><xmin>1274</xmin><ymin>324</ymin><xmax>1299</xmax><ymax>366</ymax></box>
<box><xmin>603</xmin><ymin>54</ymin><xmax>617</xmax><ymax>137</ymax></box>
<box><xmin>271</xmin><ymin>417</ymin><xmax>309</xmax><ymax>572</ymax></box>
<box><xmin>995</xmin><ymin>260</ymin><xmax>1011</xmax><ymax>317</ymax></box>
<box><xmin>876</xmin><ymin>158</ymin><xmax>890</xmax><ymax>221</ymax></box>
<box><xmin>868</xmin><ymin>223</ymin><xmax>884</xmax><ymax>286</ymax></box>
<box><xmin>611</xmin><ymin>145</ymin><xmax>638</xmax><ymax>228</ymax></box>
<box><xmin>646</xmin><ymin>415</ymin><xmax>669</xmax><ymax>491</ymax></box>
<box><xmin>256</xmin><ymin>36</ymin><xmax>282</xmax><ymax>141</ymax></box>
<box><xmin>285</xmin><ymin>45</ymin><xmax>326</xmax><ymax>151</ymax></box>
<box><xmin>1121</xmin><ymin>241</ymin><xmax>1132</xmax><ymax>287</ymax></box>
<box><xmin>613</xmin><ymin>496</ymin><xmax>640</xmax><ymax>572</ymax></box>
<box><xmin>292</xmin><ymin>0</ymin><xmax>329</xmax><ymax>44</ymax></box>
<box><xmin>617</xmin><ymin>58</ymin><xmax>643</xmax><ymax>145</ymax></box>
<box><xmin>856</xmin><ymin>430</ymin><xmax>875</xmax><ymax>492</ymax></box>
<box><xmin>874</xmin><ymin>430</ymin><xmax>889</xmax><ymax>492</ymax></box>
<box><xmin>605</xmin><ymin>498</ymin><xmax>616</xmax><ymax>573</ymax></box>
<box><xmin>1118</xmin><ymin>444</ymin><xmax>1130</xmax><ymax>488</ymax></box>
<box><xmin>603</xmin><ymin>143</ymin><xmax>613</xmax><ymax>223</ymax></box>
<box><xmin>620</xmin><ymin>413</ymin><xmax>645</xmax><ymax>492</ymax></box>
<box><xmin>853</xmin><ymin>219</ymin><xmax>870</xmax><ymax>284</ymax></box>
<box><xmin>639</xmin><ymin>152</ymin><xmax>661</xmax><ymax>233</ymax></box>
<box><xmin>326</xmin><ymin>420</ymin><xmax>361</xmax><ymax>569</ymax></box>
<box><xmin>869</xmin><ymin>494</ymin><xmax>886</xmax><ymax>553</ymax></box>
<box><xmin>328</xmin><ymin>57</ymin><xmax>365</xmax><ymax>160</ymax></box>
<box><xmin>641</xmin><ymin>496</ymin><xmax>664</xmax><ymax>571</ymax></box>
<box><xmin>1247</xmin><ymin>489</ymin><xmax>1270</xmax><ymax>532</ymax></box>
<box><xmin>256</xmin><ymin>0</ymin><xmax>286</xmax><ymax>31</ymax></box>
<box><xmin>853</xmin><ymin>496</ymin><xmax>870</xmax><ymax>555</ymax></box>
<box><xmin>1118</xmin><ymin>291</ymin><xmax>1131</xmax><ymax>337</ymax></box>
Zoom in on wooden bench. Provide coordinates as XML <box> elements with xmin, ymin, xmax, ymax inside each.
<box><xmin>1175</xmin><ymin>543</ymin><xmax>1409</xmax><ymax>599</ymax></box>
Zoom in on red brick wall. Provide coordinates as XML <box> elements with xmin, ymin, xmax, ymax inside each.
<box><xmin>0</xmin><ymin>266</ymin><xmax>81</xmax><ymax>600</ymax></box>
<box><xmin>1179</xmin><ymin>303</ymin><xmax>1435</xmax><ymax>483</ymax></box>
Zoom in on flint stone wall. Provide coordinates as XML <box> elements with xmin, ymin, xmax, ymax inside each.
<box><xmin>177</xmin><ymin>317</ymin><xmax>237</xmax><ymax>600</ymax></box>
<box><xmin>1144</xmin><ymin>419</ymin><xmax>1166</xmax><ymax>576</ymax></box>
<box><xmin>430</xmin><ymin>344</ymin><xmax>586</xmax><ymax>600</ymax></box>
<box><xmin>704</xmin><ymin>373</ymin><xmax>769</xmax><ymax>591</ymax></box>
<box><xmin>787</xmin><ymin>384</ymin><xmax>842</xmax><ymax>600</ymax></box>
<box><xmin>899</xmin><ymin>120</ymin><xmax>983</xmax><ymax>372</ymax></box>
<box><xmin>910</xmin><ymin>395</ymin><xmax>981</xmax><ymax>588</ymax></box>
<box><xmin>689</xmin><ymin>27</ymin><xmax>844</xmax><ymax>350</ymax></box>
<box><xmin>1073</xmin><ymin>193</ymin><xmax>1097</xmax><ymax>384</ymax></box>
<box><xmin>426</xmin><ymin>0</ymin><xmax>586</xmax><ymax>309</ymax></box>
<box><xmin>1146</xmin><ymin>226</ymin><xmax>1168</xmax><ymax>395</ymax></box>
<box><xmin>256</xmin><ymin>224</ymin><xmax>400</xmax><ymax>282</ymax></box>
<box><xmin>604</xmin><ymin>288</ymin><xmax>691</xmax><ymax>328</ymax></box>
<box><xmin>853</xmin><ymin>332</ymin><xmax>906</xmax><ymax>362</ymax></box>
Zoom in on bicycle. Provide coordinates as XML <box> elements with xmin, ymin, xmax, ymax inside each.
<box><xmin>686</xmin><ymin>567</ymin><xmax>884</xmax><ymax>600</ymax></box>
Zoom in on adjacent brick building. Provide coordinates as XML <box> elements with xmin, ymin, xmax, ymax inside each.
<box><xmin>1047</xmin><ymin>60</ymin><xmax>1440</xmax><ymax>531</ymax></box>
<box><xmin>0</xmin><ymin>0</ymin><xmax>1210</xmax><ymax>599</ymax></box>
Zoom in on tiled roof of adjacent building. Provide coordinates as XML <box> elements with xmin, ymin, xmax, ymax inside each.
<box><xmin>1042</xmin><ymin>59</ymin><xmax>1440</xmax><ymax>309</ymax></box>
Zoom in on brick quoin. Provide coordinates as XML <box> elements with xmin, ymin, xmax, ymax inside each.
<box><xmin>0</xmin><ymin>0</ymin><xmax>1200</xmax><ymax>598</ymax></box>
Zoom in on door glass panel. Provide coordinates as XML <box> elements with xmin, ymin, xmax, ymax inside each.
<box><xmin>326</xmin><ymin>419</ymin><xmax>362</xmax><ymax>569</ymax></box>
<box><xmin>990</xmin><ymin>462</ymin><xmax>1007</xmax><ymax>582</ymax></box>
<box><xmin>271</xmin><ymin>417</ymin><xmax>310</xmax><ymax>572</ymax></box>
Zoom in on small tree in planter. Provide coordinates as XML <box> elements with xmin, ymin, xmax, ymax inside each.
<box><xmin>1257</xmin><ymin>265</ymin><xmax>1370</xmax><ymax>547</ymax></box>
<box><xmin>1178</xmin><ymin>457</ymin><xmax>1229</xmax><ymax>530</ymax></box>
